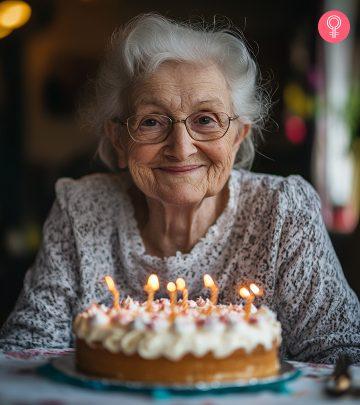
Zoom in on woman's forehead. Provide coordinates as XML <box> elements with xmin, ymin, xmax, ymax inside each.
<box><xmin>133</xmin><ymin>95</ymin><xmax>228</xmax><ymax>112</ymax></box>
<box><xmin>129</xmin><ymin>62</ymin><xmax>231</xmax><ymax>111</ymax></box>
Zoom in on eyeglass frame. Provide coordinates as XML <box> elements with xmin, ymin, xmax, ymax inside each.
<box><xmin>111</xmin><ymin>111</ymin><xmax>239</xmax><ymax>144</ymax></box>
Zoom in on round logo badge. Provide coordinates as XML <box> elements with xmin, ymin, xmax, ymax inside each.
<box><xmin>318</xmin><ymin>10</ymin><xmax>350</xmax><ymax>43</ymax></box>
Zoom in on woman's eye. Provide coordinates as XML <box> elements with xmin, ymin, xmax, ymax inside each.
<box><xmin>197</xmin><ymin>115</ymin><xmax>216</xmax><ymax>125</ymax></box>
<box><xmin>142</xmin><ymin>119</ymin><xmax>158</xmax><ymax>126</ymax></box>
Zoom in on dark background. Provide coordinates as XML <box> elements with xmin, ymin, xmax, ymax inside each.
<box><xmin>0</xmin><ymin>0</ymin><xmax>359</xmax><ymax>326</ymax></box>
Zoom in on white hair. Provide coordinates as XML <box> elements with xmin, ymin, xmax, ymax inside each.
<box><xmin>79</xmin><ymin>12</ymin><xmax>271</xmax><ymax>171</ymax></box>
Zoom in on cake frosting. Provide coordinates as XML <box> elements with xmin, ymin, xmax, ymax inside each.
<box><xmin>73</xmin><ymin>297</ymin><xmax>281</xmax><ymax>361</ymax></box>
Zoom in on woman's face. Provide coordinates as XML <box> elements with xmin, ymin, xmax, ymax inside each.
<box><xmin>109</xmin><ymin>61</ymin><xmax>250</xmax><ymax>205</ymax></box>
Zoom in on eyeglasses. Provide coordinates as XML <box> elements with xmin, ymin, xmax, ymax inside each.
<box><xmin>111</xmin><ymin>111</ymin><xmax>239</xmax><ymax>144</ymax></box>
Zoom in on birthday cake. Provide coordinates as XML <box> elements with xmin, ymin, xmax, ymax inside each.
<box><xmin>73</xmin><ymin>277</ymin><xmax>282</xmax><ymax>384</ymax></box>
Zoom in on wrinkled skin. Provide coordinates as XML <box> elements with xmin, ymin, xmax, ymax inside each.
<box><xmin>106</xmin><ymin>61</ymin><xmax>250</xmax><ymax>257</ymax></box>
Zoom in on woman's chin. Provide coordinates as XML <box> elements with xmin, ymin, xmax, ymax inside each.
<box><xmin>155</xmin><ymin>185</ymin><xmax>206</xmax><ymax>206</ymax></box>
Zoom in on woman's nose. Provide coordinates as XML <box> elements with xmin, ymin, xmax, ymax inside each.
<box><xmin>163</xmin><ymin>122</ymin><xmax>198</xmax><ymax>161</ymax></box>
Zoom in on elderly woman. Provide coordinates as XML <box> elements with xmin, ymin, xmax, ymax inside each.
<box><xmin>0</xmin><ymin>13</ymin><xmax>359</xmax><ymax>364</ymax></box>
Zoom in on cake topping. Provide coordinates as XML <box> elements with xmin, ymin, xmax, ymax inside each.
<box><xmin>89</xmin><ymin>310</ymin><xmax>110</xmax><ymax>327</ymax></box>
<box><xmin>74</xmin><ymin>275</ymin><xmax>280</xmax><ymax>360</ymax></box>
<box><xmin>74</xmin><ymin>297</ymin><xmax>281</xmax><ymax>360</ymax></box>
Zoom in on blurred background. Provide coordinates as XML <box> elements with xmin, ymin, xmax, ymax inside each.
<box><xmin>0</xmin><ymin>0</ymin><xmax>359</xmax><ymax>326</ymax></box>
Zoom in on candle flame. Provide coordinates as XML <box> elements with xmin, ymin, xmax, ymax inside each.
<box><xmin>239</xmin><ymin>287</ymin><xmax>251</xmax><ymax>299</ymax></box>
<box><xmin>147</xmin><ymin>274</ymin><xmax>159</xmax><ymax>291</ymax></box>
<box><xmin>167</xmin><ymin>282</ymin><xmax>176</xmax><ymax>292</ymax></box>
<box><xmin>0</xmin><ymin>1</ymin><xmax>32</xmax><ymax>29</ymax></box>
<box><xmin>104</xmin><ymin>275</ymin><xmax>120</xmax><ymax>309</ymax></box>
<box><xmin>203</xmin><ymin>274</ymin><xmax>215</xmax><ymax>288</ymax></box>
<box><xmin>104</xmin><ymin>275</ymin><xmax>115</xmax><ymax>291</ymax></box>
<box><xmin>249</xmin><ymin>283</ymin><xmax>260</xmax><ymax>295</ymax></box>
<box><xmin>176</xmin><ymin>277</ymin><xmax>186</xmax><ymax>291</ymax></box>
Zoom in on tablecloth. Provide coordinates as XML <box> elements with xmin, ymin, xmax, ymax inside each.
<box><xmin>0</xmin><ymin>349</ymin><xmax>359</xmax><ymax>404</ymax></box>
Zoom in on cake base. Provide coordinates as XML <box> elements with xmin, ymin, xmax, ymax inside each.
<box><xmin>76</xmin><ymin>338</ymin><xmax>280</xmax><ymax>384</ymax></box>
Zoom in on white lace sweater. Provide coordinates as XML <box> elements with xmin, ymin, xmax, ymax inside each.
<box><xmin>0</xmin><ymin>169</ymin><xmax>359</xmax><ymax>364</ymax></box>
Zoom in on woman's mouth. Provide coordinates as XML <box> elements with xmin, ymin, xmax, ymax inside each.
<box><xmin>157</xmin><ymin>165</ymin><xmax>203</xmax><ymax>174</ymax></box>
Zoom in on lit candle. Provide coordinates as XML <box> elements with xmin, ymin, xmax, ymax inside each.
<box><xmin>249</xmin><ymin>283</ymin><xmax>263</xmax><ymax>297</ymax></box>
<box><xmin>104</xmin><ymin>276</ymin><xmax>120</xmax><ymax>310</ymax></box>
<box><xmin>176</xmin><ymin>278</ymin><xmax>188</xmax><ymax>310</ymax></box>
<box><xmin>167</xmin><ymin>282</ymin><xmax>177</xmax><ymax>310</ymax></box>
<box><xmin>239</xmin><ymin>286</ymin><xmax>254</xmax><ymax>320</ymax></box>
<box><xmin>144</xmin><ymin>274</ymin><xmax>160</xmax><ymax>311</ymax></box>
<box><xmin>203</xmin><ymin>274</ymin><xmax>219</xmax><ymax>305</ymax></box>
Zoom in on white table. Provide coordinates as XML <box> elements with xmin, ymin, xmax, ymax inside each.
<box><xmin>0</xmin><ymin>349</ymin><xmax>359</xmax><ymax>404</ymax></box>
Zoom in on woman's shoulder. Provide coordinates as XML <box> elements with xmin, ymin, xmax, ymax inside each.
<box><xmin>233</xmin><ymin>169</ymin><xmax>321</xmax><ymax>216</ymax></box>
<box><xmin>54</xmin><ymin>172</ymin><xmax>128</xmax><ymax>215</ymax></box>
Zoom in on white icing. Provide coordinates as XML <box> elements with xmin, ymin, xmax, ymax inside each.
<box><xmin>73</xmin><ymin>299</ymin><xmax>282</xmax><ymax>360</ymax></box>
<box><xmin>120</xmin><ymin>330</ymin><xmax>143</xmax><ymax>355</ymax></box>
<box><xmin>89</xmin><ymin>311</ymin><xmax>110</xmax><ymax>327</ymax></box>
<box><xmin>173</xmin><ymin>315</ymin><xmax>196</xmax><ymax>334</ymax></box>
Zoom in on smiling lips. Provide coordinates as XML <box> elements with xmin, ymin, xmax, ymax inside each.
<box><xmin>157</xmin><ymin>165</ymin><xmax>203</xmax><ymax>173</ymax></box>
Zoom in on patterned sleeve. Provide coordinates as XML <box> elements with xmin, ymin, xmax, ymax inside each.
<box><xmin>0</xmin><ymin>193</ymin><xmax>79</xmax><ymax>351</ymax></box>
<box><xmin>274</xmin><ymin>176</ymin><xmax>360</xmax><ymax>364</ymax></box>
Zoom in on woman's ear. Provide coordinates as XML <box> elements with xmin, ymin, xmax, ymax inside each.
<box><xmin>232</xmin><ymin>123</ymin><xmax>251</xmax><ymax>163</ymax></box>
<box><xmin>104</xmin><ymin>120</ymin><xmax>128</xmax><ymax>169</ymax></box>
<box><xmin>233</xmin><ymin>123</ymin><xmax>251</xmax><ymax>148</ymax></box>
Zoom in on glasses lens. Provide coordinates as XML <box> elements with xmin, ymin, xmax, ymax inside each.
<box><xmin>128</xmin><ymin>114</ymin><xmax>171</xmax><ymax>143</ymax></box>
<box><xmin>187</xmin><ymin>112</ymin><xmax>229</xmax><ymax>140</ymax></box>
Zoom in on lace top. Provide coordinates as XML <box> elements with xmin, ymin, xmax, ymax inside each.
<box><xmin>0</xmin><ymin>169</ymin><xmax>359</xmax><ymax>364</ymax></box>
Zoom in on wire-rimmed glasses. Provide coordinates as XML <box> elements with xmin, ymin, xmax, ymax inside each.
<box><xmin>111</xmin><ymin>111</ymin><xmax>239</xmax><ymax>144</ymax></box>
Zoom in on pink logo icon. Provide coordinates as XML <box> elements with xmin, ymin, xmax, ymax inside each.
<box><xmin>318</xmin><ymin>10</ymin><xmax>350</xmax><ymax>43</ymax></box>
